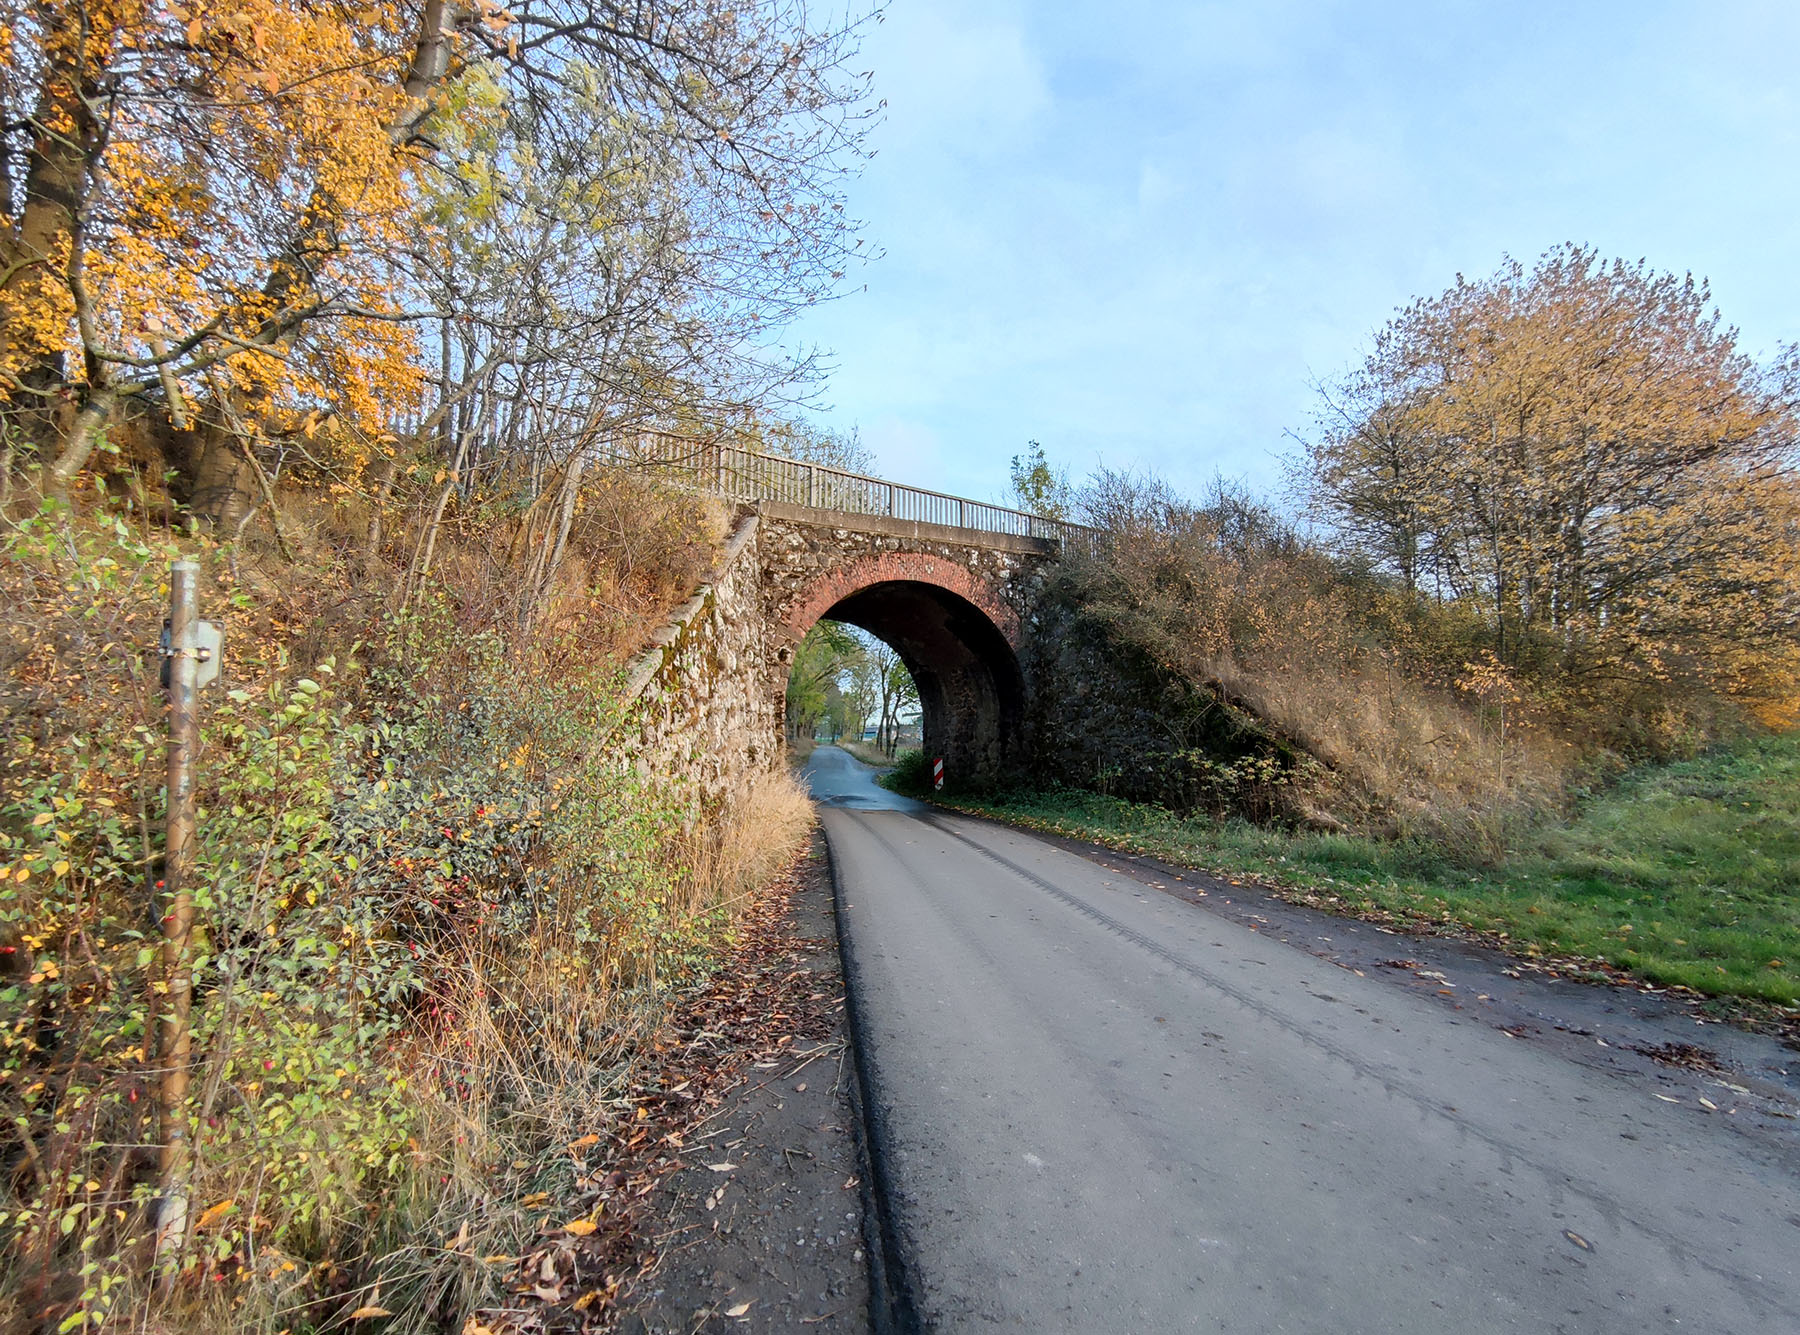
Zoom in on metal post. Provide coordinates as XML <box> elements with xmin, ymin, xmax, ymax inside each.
<box><xmin>155</xmin><ymin>560</ymin><xmax>200</xmax><ymax>1276</ymax></box>
<box><xmin>806</xmin><ymin>464</ymin><xmax>817</xmax><ymax>508</ymax></box>
<box><xmin>887</xmin><ymin>483</ymin><xmax>895</xmax><ymax>517</ymax></box>
<box><xmin>957</xmin><ymin>498</ymin><xmax>965</xmax><ymax>528</ymax></box>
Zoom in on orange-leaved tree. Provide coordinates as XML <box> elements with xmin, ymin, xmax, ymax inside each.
<box><xmin>1</xmin><ymin>0</ymin><xmax>877</xmax><ymax>508</ymax></box>
<box><xmin>0</xmin><ymin>0</ymin><xmax>458</xmax><ymax>491</ymax></box>
<box><xmin>1307</xmin><ymin>245</ymin><xmax>1800</xmax><ymax>735</ymax></box>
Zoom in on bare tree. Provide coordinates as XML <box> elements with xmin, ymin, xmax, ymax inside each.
<box><xmin>1</xmin><ymin>0</ymin><xmax>882</xmax><ymax>506</ymax></box>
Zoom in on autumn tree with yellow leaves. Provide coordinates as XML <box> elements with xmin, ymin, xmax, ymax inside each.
<box><xmin>1307</xmin><ymin>245</ymin><xmax>1800</xmax><ymax>737</ymax></box>
<box><xmin>0</xmin><ymin>0</ymin><xmax>875</xmax><ymax>514</ymax></box>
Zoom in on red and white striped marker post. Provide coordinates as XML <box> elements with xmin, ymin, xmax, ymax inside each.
<box><xmin>932</xmin><ymin>757</ymin><xmax>945</xmax><ymax>790</ymax></box>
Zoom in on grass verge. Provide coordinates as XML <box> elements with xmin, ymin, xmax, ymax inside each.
<box><xmin>835</xmin><ymin>740</ymin><xmax>896</xmax><ymax>769</ymax></box>
<box><xmin>897</xmin><ymin>735</ymin><xmax>1800</xmax><ymax>1009</ymax></box>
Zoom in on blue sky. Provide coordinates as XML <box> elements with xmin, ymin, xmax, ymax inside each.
<box><xmin>782</xmin><ymin>0</ymin><xmax>1800</xmax><ymax>509</ymax></box>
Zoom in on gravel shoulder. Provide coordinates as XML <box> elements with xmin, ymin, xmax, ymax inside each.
<box><xmin>610</xmin><ymin>832</ymin><xmax>873</xmax><ymax>1334</ymax></box>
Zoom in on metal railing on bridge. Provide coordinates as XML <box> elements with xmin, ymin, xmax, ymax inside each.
<box><xmin>614</xmin><ymin>433</ymin><xmax>1095</xmax><ymax>551</ymax></box>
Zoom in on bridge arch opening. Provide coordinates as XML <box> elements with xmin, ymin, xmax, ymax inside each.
<box><xmin>791</xmin><ymin>579</ymin><xmax>1026</xmax><ymax>784</ymax></box>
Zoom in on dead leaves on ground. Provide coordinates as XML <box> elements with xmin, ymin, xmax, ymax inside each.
<box><xmin>465</xmin><ymin>836</ymin><xmax>842</xmax><ymax>1332</ymax></box>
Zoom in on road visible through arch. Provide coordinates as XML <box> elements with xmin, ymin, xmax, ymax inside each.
<box><xmin>802</xmin><ymin>746</ymin><xmax>1800</xmax><ymax>1333</ymax></box>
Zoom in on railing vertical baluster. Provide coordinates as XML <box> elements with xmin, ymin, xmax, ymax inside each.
<box><xmin>629</xmin><ymin>432</ymin><xmax>1090</xmax><ymax>552</ymax></box>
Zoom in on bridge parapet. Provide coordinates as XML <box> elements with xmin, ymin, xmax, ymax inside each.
<box><xmin>620</xmin><ymin>433</ymin><xmax>1094</xmax><ymax>552</ymax></box>
<box><xmin>756</xmin><ymin>505</ymin><xmax>1050</xmax><ymax>649</ymax></box>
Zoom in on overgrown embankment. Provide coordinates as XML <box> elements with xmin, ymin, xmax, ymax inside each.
<box><xmin>978</xmin><ymin>462</ymin><xmax>1800</xmax><ymax>1016</ymax></box>
<box><xmin>1022</xmin><ymin>477</ymin><xmax>1581</xmax><ymax>846</ymax></box>
<box><xmin>0</xmin><ymin>0</ymin><xmax>880</xmax><ymax>1323</ymax></box>
<box><xmin>893</xmin><ymin>733</ymin><xmax>1800</xmax><ymax>1010</ymax></box>
<box><xmin>0</xmin><ymin>474</ymin><xmax>809</xmax><ymax>1333</ymax></box>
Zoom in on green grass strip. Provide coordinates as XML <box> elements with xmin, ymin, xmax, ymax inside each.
<box><xmin>911</xmin><ymin>734</ymin><xmax>1800</xmax><ymax>1007</ymax></box>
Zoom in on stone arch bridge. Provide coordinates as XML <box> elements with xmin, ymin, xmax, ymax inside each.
<box><xmin>620</xmin><ymin>442</ymin><xmax>1092</xmax><ymax>802</ymax></box>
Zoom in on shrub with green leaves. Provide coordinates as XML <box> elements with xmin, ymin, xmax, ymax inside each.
<box><xmin>886</xmin><ymin>748</ymin><xmax>932</xmax><ymax>793</ymax></box>
<box><xmin>0</xmin><ymin>502</ymin><xmax>707</xmax><ymax>1328</ymax></box>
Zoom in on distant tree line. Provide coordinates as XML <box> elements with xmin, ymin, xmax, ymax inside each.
<box><xmin>786</xmin><ymin>621</ymin><xmax>920</xmax><ymax>755</ymax></box>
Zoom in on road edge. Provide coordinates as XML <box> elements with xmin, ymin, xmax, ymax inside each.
<box><xmin>822</xmin><ymin>824</ymin><xmax>926</xmax><ymax>1335</ymax></box>
<box><xmin>903</xmin><ymin>789</ymin><xmax>1800</xmax><ymax>1044</ymax></box>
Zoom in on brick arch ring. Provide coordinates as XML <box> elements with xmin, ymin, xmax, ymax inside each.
<box><xmin>779</xmin><ymin>552</ymin><xmax>1023</xmax><ymax>647</ymax></box>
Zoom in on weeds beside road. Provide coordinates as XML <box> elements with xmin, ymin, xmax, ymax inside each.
<box><xmin>0</xmin><ymin>485</ymin><xmax>814</xmax><ymax>1331</ymax></box>
<box><xmin>894</xmin><ymin>734</ymin><xmax>1800</xmax><ymax>1010</ymax></box>
<box><xmin>833</xmin><ymin>742</ymin><xmax>896</xmax><ymax>771</ymax></box>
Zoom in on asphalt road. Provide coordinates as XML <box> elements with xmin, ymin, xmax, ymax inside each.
<box><xmin>802</xmin><ymin>745</ymin><xmax>1800</xmax><ymax>1334</ymax></box>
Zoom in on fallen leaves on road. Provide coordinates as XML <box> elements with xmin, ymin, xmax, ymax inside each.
<box><xmin>1629</xmin><ymin>1041</ymin><xmax>1726</xmax><ymax>1074</ymax></box>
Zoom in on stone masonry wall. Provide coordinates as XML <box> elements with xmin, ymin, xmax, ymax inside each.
<box><xmin>623</xmin><ymin>502</ymin><xmax>1145</xmax><ymax>798</ymax></box>
<box><xmin>1018</xmin><ymin>575</ymin><xmax>1304</xmax><ymax>812</ymax></box>
<box><xmin>617</xmin><ymin>498</ymin><xmax>1287</xmax><ymax>810</ymax></box>
<box><xmin>756</xmin><ymin>503</ymin><xmax>1053</xmax><ymax>651</ymax></box>
<box><xmin>755</xmin><ymin>504</ymin><xmax>1058</xmax><ymax>779</ymax></box>
<box><xmin>621</xmin><ymin>513</ymin><xmax>778</xmax><ymax>810</ymax></box>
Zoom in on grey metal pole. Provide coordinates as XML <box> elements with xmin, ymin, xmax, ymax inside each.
<box><xmin>155</xmin><ymin>559</ymin><xmax>200</xmax><ymax>1277</ymax></box>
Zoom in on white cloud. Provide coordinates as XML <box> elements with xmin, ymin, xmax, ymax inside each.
<box><xmin>1136</xmin><ymin>161</ymin><xmax>1176</xmax><ymax>211</ymax></box>
<box><xmin>861</xmin><ymin>415</ymin><xmax>949</xmax><ymax>486</ymax></box>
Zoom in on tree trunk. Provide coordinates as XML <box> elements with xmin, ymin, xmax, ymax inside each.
<box><xmin>253</xmin><ymin>0</ymin><xmax>460</xmax><ymax>319</ymax></box>
<box><xmin>0</xmin><ymin>6</ymin><xmax>108</xmax><ymax>442</ymax></box>
<box><xmin>522</xmin><ymin>455</ymin><xmax>585</xmax><ymax>630</ymax></box>
<box><xmin>44</xmin><ymin>382</ymin><xmax>120</xmax><ymax>496</ymax></box>
<box><xmin>406</xmin><ymin>425</ymin><xmax>476</xmax><ymax>604</ymax></box>
<box><xmin>178</xmin><ymin>422</ymin><xmax>259</xmax><ymax>526</ymax></box>
<box><xmin>541</xmin><ymin>455</ymin><xmax>584</xmax><ymax>588</ymax></box>
<box><xmin>363</xmin><ymin>452</ymin><xmax>400</xmax><ymax>565</ymax></box>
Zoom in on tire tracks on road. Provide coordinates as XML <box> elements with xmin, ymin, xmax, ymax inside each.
<box><xmin>909</xmin><ymin>809</ymin><xmax>1800</xmax><ymax>1324</ymax></box>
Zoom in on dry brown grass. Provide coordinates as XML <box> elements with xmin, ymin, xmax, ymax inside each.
<box><xmin>835</xmin><ymin>739</ymin><xmax>894</xmax><ymax>769</ymax></box>
<box><xmin>1215</xmin><ymin>658</ymin><xmax>1576</xmax><ymax>846</ymax></box>
<box><xmin>1066</xmin><ymin>470</ymin><xmax>1585</xmax><ymax>841</ymax></box>
<box><xmin>0</xmin><ymin>460</ymin><xmax>783</xmax><ymax>1333</ymax></box>
<box><xmin>325</xmin><ymin>773</ymin><xmax>816</xmax><ymax>1332</ymax></box>
<box><xmin>144</xmin><ymin>453</ymin><xmax>731</xmax><ymax>674</ymax></box>
<box><xmin>526</xmin><ymin>474</ymin><xmax>728</xmax><ymax>665</ymax></box>
<box><xmin>159</xmin><ymin>789</ymin><xmax>816</xmax><ymax>1335</ymax></box>
<box><xmin>682</xmin><ymin>768</ymin><xmax>817</xmax><ymax>913</ymax></box>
